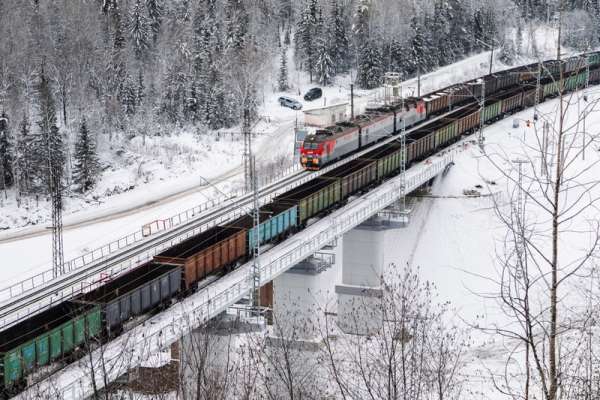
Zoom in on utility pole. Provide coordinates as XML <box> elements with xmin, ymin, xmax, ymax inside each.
<box><xmin>534</xmin><ymin>61</ymin><xmax>542</xmax><ymax>121</ymax></box>
<box><xmin>417</xmin><ymin>66</ymin><xmax>421</xmax><ymax>97</ymax></box>
<box><xmin>350</xmin><ymin>84</ymin><xmax>354</xmax><ymax>119</ymax></box>
<box><xmin>583</xmin><ymin>60</ymin><xmax>590</xmax><ymax>161</ymax></box>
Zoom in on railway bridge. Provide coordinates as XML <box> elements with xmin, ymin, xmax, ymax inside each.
<box><xmin>13</xmin><ymin>144</ymin><xmax>455</xmax><ymax>399</ymax></box>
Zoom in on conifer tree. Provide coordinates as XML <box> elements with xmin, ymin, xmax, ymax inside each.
<box><xmin>129</xmin><ymin>0</ymin><xmax>150</xmax><ymax>60</ymax></box>
<box><xmin>316</xmin><ymin>35</ymin><xmax>334</xmax><ymax>86</ymax></box>
<box><xmin>15</xmin><ymin>114</ymin><xmax>33</xmax><ymax>195</ymax></box>
<box><xmin>357</xmin><ymin>38</ymin><xmax>383</xmax><ymax>89</ymax></box>
<box><xmin>122</xmin><ymin>74</ymin><xmax>137</xmax><ymax>115</ymax></box>
<box><xmin>0</xmin><ymin>111</ymin><xmax>14</xmax><ymax>190</ymax></box>
<box><xmin>330</xmin><ymin>0</ymin><xmax>349</xmax><ymax>73</ymax></box>
<box><xmin>73</xmin><ymin>117</ymin><xmax>100</xmax><ymax>193</ymax></box>
<box><xmin>36</xmin><ymin>68</ymin><xmax>65</xmax><ymax>195</ymax></box>
<box><xmin>136</xmin><ymin>70</ymin><xmax>145</xmax><ymax>107</ymax></box>
<box><xmin>296</xmin><ymin>0</ymin><xmax>319</xmax><ymax>82</ymax></box>
<box><xmin>225</xmin><ymin>0</ymin><xmax>249</xmax><ymax>51</ymax></box>
<box><xmin>278</xmin><ymin>47</ymin><xmax>289</xmax><ymax>91</ymax></box>
<box><xmin>145</xmin><ymin>0</ymin><xmax>163</xmax><ymax>44</ymax></box>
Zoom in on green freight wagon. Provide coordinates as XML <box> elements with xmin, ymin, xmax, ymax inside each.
<box><xmin>322</xmin><ymin>159</ymin><xmax>377</xmax><ymax>199</ymax></box>
<box><xmin>587</xmin><ymin>51</ymin><xmax>600</xmax><ymax>68</ymax></box>
<box><xmin>482</xmin><ymin>101</ymin><xmax>502</xmax><ymax>123</ymax></box>
<box><xmin>434</xmin><ymin>121</ymin><xmax>458</xmax><ymax>148</ymax></box>
<box><xmin>274</xmin><ymin>178</ymin><xmax>341</xmax><ymax>225</ymax></box>
<box><xmin>73</xmin><ymin>263</ymin><xmax>181</xmax><ymax>335</ymax></box>
<box><xmin>543</xmin><ymin>80</ymin><xmax>559</xmax><ymax>98</ymax></box>
<box><xmin>376</xmin><ymin>143</ymin><xmax>405</xmax><ymax>179</ymax></box>
<box><xmin>0</xmin><ymin>302</ymin><xmax>100</xmax><ymax>390</ymax></box>
<box><xmin>359</xmin><ymin>142</ymin><xmax>405</xmax><ymax>180</ymax></box>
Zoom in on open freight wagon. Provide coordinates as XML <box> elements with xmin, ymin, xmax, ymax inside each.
<box><xmin>224</xmin><ymin>203</ymin><xmax>298</xmax><ymax>249</ymax></box>
<box><xmin>72</xmin><ymin>262</ymin><xmax>181</xmax><ymax>335</ymax></box>
<box><xmin>0</xmin><ymin>302</ymin><xmax>101</xmax><ymax>391</ymax></box>
<box><xmin>154</xmin><ymin>226</ymin><xmax>246</xmax><ymax>290</ymax></box>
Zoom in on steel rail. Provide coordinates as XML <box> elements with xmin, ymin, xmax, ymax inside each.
<box><xmin>0</xmin><ymin>98</ymin><xmax>479</xmax><ymax>330</ymax></box>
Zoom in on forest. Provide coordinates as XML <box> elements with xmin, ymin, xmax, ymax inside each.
<box><xmin>0</xmin><ymin>0</ymin><xmax>598</xmax><ymax>200</ymax></box>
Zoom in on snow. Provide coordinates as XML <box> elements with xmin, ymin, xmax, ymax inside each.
<box><xmin>14</xmin><ymin>136</ymin><xmax>453</xmax><ymax>400</ymax></box>
<box><xmin>15</xmin><ymin>76</ymin><xmax>600</xmax><ymax>400</ymax></box>
<box><xmin>380</xmin><ymin>87</ymin><xmax>600</xmax><ymax>397</ymax></box>
<box><xmin>0</xmin><ymin>47</ymin><xmax>563</xmax><ymax>283</ymax></box>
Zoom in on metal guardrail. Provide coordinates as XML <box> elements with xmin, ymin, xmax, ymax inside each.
<box><xmin>0</xmin><ymin>100</ymin><xmax>469</xmax><ymax>332</ymax></box>
<box><xmin>0</xmin><ymin>163</ymin><xmax>302</xmax><ymax>305</ymax></box>
<box><xmin>15</xmin><ymin>150</ymin><xmax>455</xmax><ymax>400</ymax></box>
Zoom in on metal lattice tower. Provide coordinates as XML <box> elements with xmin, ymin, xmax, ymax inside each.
<box><xmin>242</xmin><ymin>109</ymin><xmax>252</xmax><ymax>193</ymax></box>
<box><xmin>399</xmin><ymin>97</ymin><xmax>407</xmax><ymax>211</ymax></box>
<box><xmin>250</xmin><ymin>155</ymin><xmax>261</xmax><ymax>319</ymax></box>
<box><xmin>48</xmin><ymin>137</ymin><xmax>64</xmax><ymax>278</ymax></box>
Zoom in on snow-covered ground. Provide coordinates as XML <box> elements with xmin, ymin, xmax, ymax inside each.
<box><xmin>0</xmin><ymin>35</ymin><xmax>568</xmax><ymax>285</ymax></box>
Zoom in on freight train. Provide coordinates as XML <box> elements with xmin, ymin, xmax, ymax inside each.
<box><xmin>299</xmin><ymin>53</ymin><xmax>599</xmax><ymax>170</ymax></box>
<box><xmin>2</xmin><ymin>52</ymin><xmax>600</xmax><ymax>398</ymax></box>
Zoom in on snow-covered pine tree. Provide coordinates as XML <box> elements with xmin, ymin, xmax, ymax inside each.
<box><xmin>122</xmin><ymin>74</ymin><xmax>137</xmax><ymax>115</ymax></box>
<box><xmin>129</xmin><ymin>0</ymin><xmax>150</xmax><ymax>60</ymax></box>
<box><xmin>499</xmin><ymin>37</ymin><xmax>517</xmax><ymax>64</ymax></box>
<box><xmin>161</xmin><ymin>63</ymin><xmax>186</xmax><ymax>124</ymax></box>
<box><xmin>330</xmin><ymin>0</ymin><xmax>349</xmax><ymax>73</ymax></box>
<box><xmin>433</xmin><ymin>1</ymin><xmax>453</xmax><ymax>66</ymax></box>
<box><xmin>0</xmin><ymin>111</ymin><xmax>14</xmax><ymax>189</ymax></box>
<box><xmin>73</xmin><ymin>117</ymin><xmax>100</xmax><ymax>193</ymax></box>
<box><xmin>185</xmin><ymin>82</ymin><xmax>199</xmax><ymax>122</ymax></box>
<box><xmin>357</xmin><ymin>38</ymin><xmax>383</xmax><ymax>89</ymax></box>
<box><xmin>354</xmin><ymin>0</ymin><xmax>380</xmax><ymax>88</ymax></box>
<box><xmin>36</xmin><ymin>68</ymin><xmax>65</xmax><ymax>195</ymax></box>
<box><xmin>316</xmin><ymin>44</ymin><xmax>334</xmax><ymax>86</ymax></box>
<box><xmin>225</xmin><ymin>0</ymin><xmax>249</xmax><ymax>51</ymax></box>
<box><xmin>15</xmin><ymin>114</ymin><xmax>33</xmax><ymax>195</ymax></box>
<box><xmin>278</xmin><ymin>46</ymin><xmax>289</xmax><ymax>91</ymax></box>
<box><xmin>296</xmin><ymin>0</ymin><xmax>319</xmax><ymax>82</ymax></box>
<box><xmin>136</xmin><ymin>70</ymin><xmax>145</xmax><ymax>108</ymax></box>
<box><xmin>145</xmin><ymin>0</ymin><xmax>163</xmax><ymax>44</ymax></box>
<box><xmin>410</xmin><ymin>15</ymin><xmax>426</xmax><ymax>76</ymax></box>
<box><xmin>314</xmin><ymin>8</ymin><xmax>334</xmax><ymax>86</ymax></box>
<box><xmin>516</xmin><ymin>18</ymin><xmax>524</xmax><ymax>55</ymax></box>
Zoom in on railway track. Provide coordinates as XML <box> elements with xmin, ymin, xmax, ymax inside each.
<box><xmin>0</xmin><ymin>100</ymin><xmax>480</xmax><ymax>330</ymax></box>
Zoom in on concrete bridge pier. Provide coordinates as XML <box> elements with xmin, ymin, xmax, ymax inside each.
<box><xmin>335</xmin><ymin>213</ymin><xmax>402</xmax><ymax>336</ymax></box>
<box><xmin>270</xmin><ymin>238</ymin><xmax>342</xmax><ymax>342</ymax></box>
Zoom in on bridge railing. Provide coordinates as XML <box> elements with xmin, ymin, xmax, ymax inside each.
<box><xmin>16</xmin><ymin>149</ymin><xmax>455</xmax><ymax>400</ymax></box>
<box><xmin>0</xmin><ymin>163</ymin><xmax>305</xmax><ymax>307</ymax></box>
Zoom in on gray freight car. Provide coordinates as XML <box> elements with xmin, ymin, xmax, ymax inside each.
<box><xmin>72</xmin><ymin>263</ymin><xmax>181</xmax><ymax>336</ymax></box>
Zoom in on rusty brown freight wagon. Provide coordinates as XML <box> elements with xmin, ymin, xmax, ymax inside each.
<box><xmin>154</xmin><ymin>226</ymin><xmax>247</xmax><ymax>290</ymax></box>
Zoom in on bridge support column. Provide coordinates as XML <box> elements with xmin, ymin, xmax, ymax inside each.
<box><xmin>336</xmin><ymin>218</ymin><xmax>398</xmax><ymax>335</ymax></box>
<box><xmin>271</xmin><ymin>239</ymin><xmax>342</xmax><ymax>341</ymax></box>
